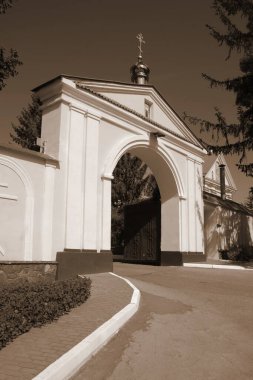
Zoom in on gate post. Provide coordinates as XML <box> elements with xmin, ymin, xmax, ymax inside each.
<box><xmin>65</xmin><ymin>109</ymin><xmax>101</xmax><ymax>250</ymax></box>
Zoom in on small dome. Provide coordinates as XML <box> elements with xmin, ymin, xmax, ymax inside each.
<box><xmin>130</xmin><ymin>56</ymin><xmax>150</xmax><ymax>85</ymax></box>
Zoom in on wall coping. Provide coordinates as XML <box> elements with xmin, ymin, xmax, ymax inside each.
<box><xmin>0</xmin><ymin>144</ymin><xmax>59</xmax><ymax>165</ymax></box>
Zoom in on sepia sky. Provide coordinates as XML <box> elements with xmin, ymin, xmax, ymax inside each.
<box><xmin>0</xmin><ymin>0</ymin><xmax>252</xmax><ymax>202</ymax></box>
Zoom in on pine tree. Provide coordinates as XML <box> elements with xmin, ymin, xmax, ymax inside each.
<box><xmin>10</xmin><ymin>94</ymin><xmax>42</xmax><ymax>151</ymax></box>
<box><xmin>0</xmin><ymin>0</ymin><xmax>15</xmax><ymax>14</ymax></box>
<box><xmin>185</xmin><ymin>0</ymin><xmax>253</xmax><ymax>176</ymax></box>
<box><xmin>112</xmin><ymin>153</ymin><xmax>159</xmax><ymax>210</ymax></box>
<box><xmin>0</xmin><ymin>0</ymin><xmax>22</xmax><ymax>90</ymax></box>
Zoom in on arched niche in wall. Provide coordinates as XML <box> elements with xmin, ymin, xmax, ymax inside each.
<box><xmin>0</xmin><ymin>157</ymin><xmax>34</xmax><ymax>260</ymax></box>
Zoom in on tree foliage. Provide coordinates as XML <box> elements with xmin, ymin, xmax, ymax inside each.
<box><xmin>112</xmin><ymin>153</ymin><xmax>159</xmax><ymax>210</ymax></box>
<box><xmin>0</xmin><ymin>0</ymin><xmax>15</xmax><ymax>14</ymax></box>
<box><xmin>245</xmin><ymin>186</ymin><xmax>253</xmax><ymax>210</ymax></box>
<box><xmin>0</xmin><ymin>0</ymin><xmax>22</xmax><ymax>90</ymax></box>
<box><xmin>185</xmin><ymin>0</ymin><xmax>253</xmax><ymax>176</ymax></box>
<box><xmin>10</xmin><ymin>94</ymin><xmax>42</xmax><ymax>150</ymax></box>
<box><xmin>0</xmin><ymin>48</ymin><xmax>22</xmax><ymax>91</ymax></box>
<box><xmin>111</xmin><ymin>153</ymin><xmax>160</xmax><ymax>249</ymax></box>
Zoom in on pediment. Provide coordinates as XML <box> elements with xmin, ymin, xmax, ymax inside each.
<box><xmin>33</xmin><ymin>75</ymin><xmax>203</xmax><ymax>149</ymax></box>
<box><xmin>72</xmin><ymin>78</ymin><xmax>202</xmax><ymax>148</ymax></box>
<box><xmin>205</xmin><ymin>154</ymin><xmax>237</xmax><ymax>190</ymax></box>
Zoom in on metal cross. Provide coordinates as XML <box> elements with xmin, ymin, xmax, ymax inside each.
<box><xmin>136</xmin><ymin>33</ymin><xmax>145</xmax><ymax>56</ymax></box>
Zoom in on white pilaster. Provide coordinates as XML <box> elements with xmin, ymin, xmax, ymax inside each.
<box><xmin>187</xmin><ymin>157</ymin><xmax>205</xmax><ymax>253</ymax></box>
<box><xmin>179</xmin><ymin>196</ymin><xmax>188</xmax><ymax>252</ymax></box>
<box><xmin>41</xmin><ymin>163</ymin><xmax>56</xmax><ymax>260</ymax></box>
<box><xmin>187</xmin><ymin>158</ymin><xmax>197</xmax><ymax>252</ymax></box>
<box><xmin>82</xmin><ymin>113</ymin><xmax>100</xmax><ymax>250</ymax></box>
<box><xmin>195</xmin><ymin>161</ymin><xmax>204</xmax><ymax>253</ymax></box>
<box><xmin>65</xmin><ymin>108</ymin><xmax>86</xmax><ymax>249</ymax></box>
<box><xmin>100</xmin><ymin>174</ymin><xmax>113</xmax><ymax>251</ymax></box>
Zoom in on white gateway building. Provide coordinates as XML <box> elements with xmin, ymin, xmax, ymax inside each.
<box><xmin>0</xmin><ymin>52</ymin><xmax>209</xmax><ymax>278</ymax></box>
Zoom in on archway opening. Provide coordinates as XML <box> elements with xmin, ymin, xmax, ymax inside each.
<box><xmin>111</xmin><ymin>152</ymin><xmax>160</xmax><ymax>262</ymax></box>
<box><xmin>110</xmin><ymin>145</ymin><xmax>181</xmax><ymax>265</ymax></box>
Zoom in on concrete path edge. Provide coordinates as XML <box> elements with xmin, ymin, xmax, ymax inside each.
<box><xmin>32</xmin><ymin>272</ymin><xmax>140</xmax><ymax>380</ymax></box>
<box><xmin>184</xmin><ymin>263</ymin><xmax>252</xmax><ymax>270</ymax></box>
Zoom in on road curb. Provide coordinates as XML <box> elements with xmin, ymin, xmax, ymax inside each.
<box><xmin>183</xmin><ymin>263</ymin><xmax>252</xmax><ymax>270</ymax></box>
<box><xmin>32</xmin><ymin>273</ymin><xmax>140</xmax><ymax>380</ymax></box>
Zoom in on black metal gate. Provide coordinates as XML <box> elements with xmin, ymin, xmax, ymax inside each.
<box><xmin>124</xmin><ymin>199</ymin><xmax>161</xmax><ymax>263</ymax></box>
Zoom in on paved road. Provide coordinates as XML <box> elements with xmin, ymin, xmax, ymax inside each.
<box><xmin>72</xmin><ymin>263</ymin><xmax>253</xmax><ymax>380</ymax></box>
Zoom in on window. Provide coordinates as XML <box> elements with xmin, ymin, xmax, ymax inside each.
<box><xmin>144</xmin><ymin>100</ymin><xmax>152</xmax><ymax>119</ymax></box>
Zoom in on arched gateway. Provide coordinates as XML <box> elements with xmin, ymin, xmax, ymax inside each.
<box><xmin>34</xmin><ymin>58</ymin><xmax>205</xmax><ymax>276</ymax></box>
<box><xmin>0</xmin><ymin>50</ymin><xmax>206</xmax><ymax>277</ymax></box>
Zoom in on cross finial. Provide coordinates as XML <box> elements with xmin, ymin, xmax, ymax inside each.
<box><xmin>136</xmin><ymin>33</ymin><xmax>145</xmax><ymax>57</ymax></box>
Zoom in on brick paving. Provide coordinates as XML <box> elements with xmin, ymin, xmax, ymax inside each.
<box><xmin>0</xmin><ymin>273</ymin><xmax>132</xmax><ymax>380</ymax></box>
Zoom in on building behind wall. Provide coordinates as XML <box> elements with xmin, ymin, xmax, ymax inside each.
<box><xmin>203</xmin><ymin>154</ymin><xmax>253</xmax><ymax>261</ymax></box>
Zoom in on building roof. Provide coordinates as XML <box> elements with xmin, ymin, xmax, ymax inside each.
<box><xmin>203</xmin><ymin>153</ymin><xmax>237</xmax><ymax>191</ymax></box>
<box><xmin>203</xmin><ymin>154</ymin><xmax>218</xmax><ymax>174</ymax></box>
<box><xmin>204</xmin><ymin>191</ymin><xmax>253</xmax><ymax>216</ymax></box>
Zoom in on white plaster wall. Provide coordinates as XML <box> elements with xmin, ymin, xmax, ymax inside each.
<box><xmin>95</xmin><ymin>91</ymin><xmax>184</xmax><ymax>136</ymax></box>
<box><xmin>186</xmin><ymin>158</ymin><xmax>204</xmax><ymax>254</ymax></box>
<box><xmin>40</xmin><ymin>103</ymin><xmax>62</xmax><ymax>159</ymax></box>
<box><xmin>0</xmin><ymin>163</ymin><xmax>26</xmax><ymax>260</ymax></box>
<box><xmin>204</xmin><ymin>205</ymin><xmax>220</xmax><ymax>259</ymax></box>
<box><xmin>47</xmin><ymin>102</ymin><xmax>70</xmax><ymax>257</ymax></box>
<box><xmin>14</xmin><ymin>156</ymin><xmax>53</xmax><ymax>261</ymax></box>
<box><xmin>0</xmin><ymin>151</ymin><xmax>55</xmax><ymax>261</ymax></box>
<box><xmin>97</xmin><ymin>92</ymin><xmax>144</xmax><ymax>115</ymax></box>
<box><xmin>98</xmin><ymin>120</ymin><xmax>141</xmax><ymax>169</ymax></box>
<box><xmin>205</xmin><ymin>204</ymin><xmax>253</xmax><ymax>259</ymax></box>
<box><xmin>151</xmin><ymin>101</ymin><xmax>184</xmax><ymax>137</ymax></box>
<box><xmin>16</xmin><ymin>157</ymin><xmax>46</xmax><ymax>260</ymax></box>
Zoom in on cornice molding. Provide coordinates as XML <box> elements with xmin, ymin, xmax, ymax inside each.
<box><xmin>76</xmin><ymin>80</ymin><xmax>202</xmax><ymax>147</ymax></box>
<box><xmin>69</xmin><ymin>104</ymin><xmax>87</xmax><ymax>116</ymax></box>
<box><xmin>37</xmin><ymin>78</ymin><xmax>205</xmax><ymax>158</ymax></box>
<box><xmin>86</xmin><ymin>111</ymin><xmax>101</xmax><ymax>122</ymax></box>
